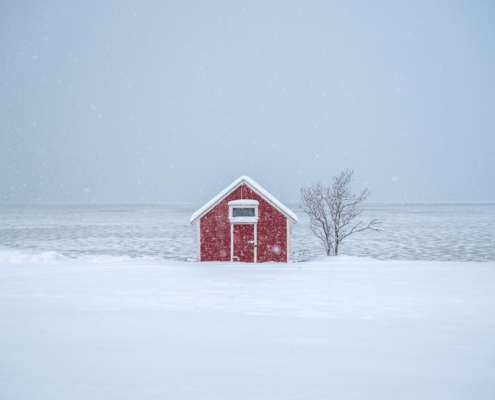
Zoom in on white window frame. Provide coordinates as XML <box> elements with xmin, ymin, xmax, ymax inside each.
<box><xmin>228</xmin><ymin>200</ymin><xmax>259</xmax><ymax>223</ymax></box>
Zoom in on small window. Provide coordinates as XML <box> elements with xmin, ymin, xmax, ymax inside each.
<box><xmin>233</xmin><ymin>208</ymin><xmax>255</xmax><ymax>217</ymax></box>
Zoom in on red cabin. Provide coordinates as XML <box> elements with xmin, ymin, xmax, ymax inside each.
<box><xmin>190</xmin><ymin>176</ymin><xmax>298</xmax><ymax>263</ymax></box>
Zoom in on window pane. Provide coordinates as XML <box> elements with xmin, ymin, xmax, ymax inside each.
<box><xmin>233</xmin><ymin>208</ymin><xmax>255</xmax><ymax>217</ymax></box>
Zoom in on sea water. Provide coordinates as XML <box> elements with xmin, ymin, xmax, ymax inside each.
<box><xmin>0</xmin><ymin>203</ymin><xmax>493</xmax><ymax>262</ymax></box>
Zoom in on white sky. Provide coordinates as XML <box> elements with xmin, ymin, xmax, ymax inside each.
<box><xmin>1</xmin><ymin>1</ymin><xmax>494</xmax><ymax>203</ymax></box>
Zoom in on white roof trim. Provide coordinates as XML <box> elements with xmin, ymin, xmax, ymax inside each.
<box><xmin>228</xmin><ymin>200</ymin><xmax>259</xmax><ymax>206</ymax></box>
<box><xmin>190</xmin><ymin>176</ymin><xmax>297</xmax><ymax>224</ymax></box>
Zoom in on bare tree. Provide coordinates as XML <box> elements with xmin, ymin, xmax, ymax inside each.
<box><xmin>300</xmin><ymin>169</ymin><xmax>383</xmax><ymax>256</ymax></box>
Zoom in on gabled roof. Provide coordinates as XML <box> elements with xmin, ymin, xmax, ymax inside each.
<box><xmin>190</xmin><ymin>176</ymin><xmax>298</xmax><ymax>224</ymax></box>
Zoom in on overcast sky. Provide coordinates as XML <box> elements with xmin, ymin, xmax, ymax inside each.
<box><xmin>1</xmin><ymin>1</ymin><xmax>494</xmax><ymax>203</ymax></box>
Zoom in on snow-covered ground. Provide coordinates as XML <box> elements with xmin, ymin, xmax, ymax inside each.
<box><xmin>1</xmin><ymin>253</ymin><xmax>494</xmax><ymax>399</ymax></box>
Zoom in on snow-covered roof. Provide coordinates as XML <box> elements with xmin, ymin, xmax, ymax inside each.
<box><xmin>228</xmin><ymin>200</ymin><xmax>259</xmax><ymax>206</ymax></box>
<box><xmin>190</xmin><ymin>176</ymin><xmax>297</xmax><ymax>224</ymax></box>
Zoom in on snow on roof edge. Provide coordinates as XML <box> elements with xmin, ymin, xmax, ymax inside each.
<box><xmin>190</xmin><ymin>176</ymin><xmax>244</xmax><ymax>223</ymax></box>
<box><xmin>190</xmin><ymin>176</ymin><xmax>298</xmax><ymax>224</ymax></box>
<box><xmin>242</xmin><ymin>176</ymin><xmax>298</xmax><ymax>222</ymax></box>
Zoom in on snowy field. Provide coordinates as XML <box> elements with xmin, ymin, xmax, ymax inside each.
<box><xmin>1</xmin><ymin>255</ymin><xmax>495</xmax><ymax>399</ymax></box>
<box><xmin>1</xmin><ymin>203</ymin><xmax>494</xmax><ymax>399</ymax></box>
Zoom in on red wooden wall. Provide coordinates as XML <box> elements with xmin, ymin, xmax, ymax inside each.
<box><xmin>200</xmin><ymin>185</ymin><xmax>287</xmax><ymax>262</ymax></box>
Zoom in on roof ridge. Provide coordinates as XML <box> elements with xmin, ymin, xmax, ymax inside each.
<box><xmin>190</xmin><ymin>176</ymin><xmax>297</xmax><ymax>224</ymax></box>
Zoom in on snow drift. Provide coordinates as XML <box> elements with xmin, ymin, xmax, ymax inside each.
<box><xmin>0</xmin><ymin>249</ymin><xmax>162</xmax><ymax>265</ymax></box>
<box><xmin>0</xmin><ymin>255</ymin><xmax>494</xmax><ymax>399</ymax></box>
